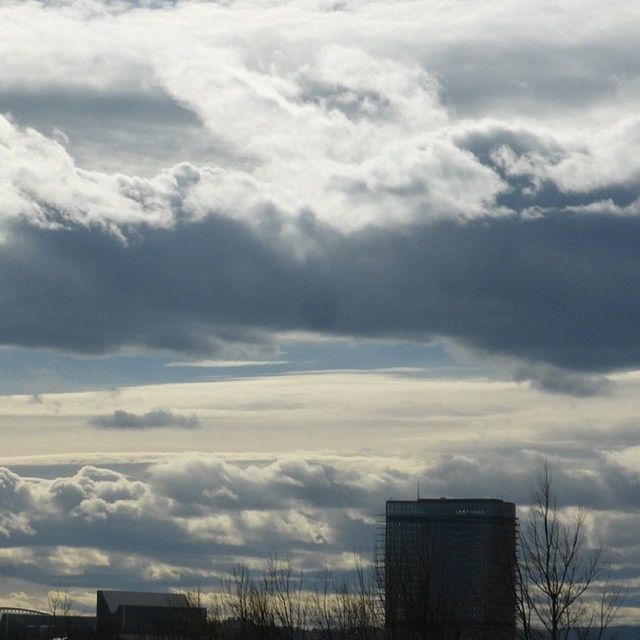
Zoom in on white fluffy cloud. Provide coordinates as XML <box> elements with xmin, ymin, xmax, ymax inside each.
<box><xmin>0</xmin><ymin>115</ymin><xmax>279</xmax><ymax>234</ymax></box>
<box><xmin>0</xmin><ymin>456</ymin><xmax>409</xmax><ymax>588</ymax></box>
<box><xmin>2</xmin><ymin>450</ymin><xmax>640</xmax><ymax>615</ymax></box>
<box><xmin>2</xmin><ymin>0</ymin><xmax>639</xmax><ymax>230</ymax></box>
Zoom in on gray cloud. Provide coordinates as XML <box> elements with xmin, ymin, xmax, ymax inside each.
<box><xmin>0</xmin><ymin>87</ymin><xmax>249</xmax><ymax>177</ymax></box>
<box><xmin>1</xmin><ymin>205</ymin><xmax>640</xmax><ymax>377</ymax></box>
<box><xmin>513</xmin><ymin>365</ymin><xmax>613</xmax><ymax>398</ymax></box>
<box><xmin>0</xmin><ymin>457</ymin><xmax>409</xmax><ymax>591</ymax></box>
<box><xmin>0</xmin><ymin>0</ymin><xmax>639</xmax><ymax>389</ymax></box>
<box><xmin>0</xmin><ymin>450</ymin><xmax>639</xmax><ymax>607</ymax></box>
<box><xmin>87</xmin><ymin>409</ymin><xmax>199</xmax><ymax>430</ymax></box>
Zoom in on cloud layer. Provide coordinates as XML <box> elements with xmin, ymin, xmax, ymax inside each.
<box><xmin>0</xmin><ymin>0</ymin><xmax>640</xmax><ymax>380</ymax></box>
<box><xmin>2</xmin><ymin>450</ymin><xmax>640</xmax><ymax>618</ymax></box>
<box><xmin>1</xmin><ymin>200</ymin><xmax>640</xmax><ymax>375</ymax></box>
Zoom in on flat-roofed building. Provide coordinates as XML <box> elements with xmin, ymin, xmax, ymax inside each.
<box><xmin>96</xmin><ymin>591</ymin><xmax>205</xmax><ymax>640</ymax></box>
<box><xmin>384</xmin><ymin>498</ymin><xmax>516</xmax><ymax>640</ymax></box>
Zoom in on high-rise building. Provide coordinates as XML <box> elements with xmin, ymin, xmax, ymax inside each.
<box><xmin>384</xmin><ymin>498</ymin><xmax>516</xmax><ymax>640</ymax></box>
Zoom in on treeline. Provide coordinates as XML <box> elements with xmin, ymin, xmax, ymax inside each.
<box><xmin>177</xmin><ymin>559</ymin><xmax>383</xmax><ymax>640</ymax></box>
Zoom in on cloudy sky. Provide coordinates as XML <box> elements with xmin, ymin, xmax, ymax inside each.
<box><xmin>2</xmin><ymin>0</ymin><xmax>640</xmax><ymax>622</ymax></box>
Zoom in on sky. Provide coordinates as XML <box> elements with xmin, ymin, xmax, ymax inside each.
<box><xmin>2</xmin><ymin>0</ymin><xmax>640</xmax><ymax>622</ymax></box>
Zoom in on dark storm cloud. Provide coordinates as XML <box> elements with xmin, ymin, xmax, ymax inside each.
<box><xmin>0</xmin><ymin>206</ymin><xmax>639</xmax><ymax>374</ymax></box>
<box><xmin>87</xmin><ymin>409</ymin><xmax>199</xmax><ymax>430</ymax></box>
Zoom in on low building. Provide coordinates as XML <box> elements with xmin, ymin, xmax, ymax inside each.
<box><xmin>0</xmin><ymin>609</ymin><xmax>96</xmax><ymax>640</ymax></box>
<box><xmin>96</xmin><ymin>591</ymin><xmax>205</xmax><ymax>640</ymax></box>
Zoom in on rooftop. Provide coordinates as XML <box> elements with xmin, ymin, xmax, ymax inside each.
<box><xmin>98</xmin><ymin>591</ymin><xmax>189</xmax><ymax>612</ymax></box>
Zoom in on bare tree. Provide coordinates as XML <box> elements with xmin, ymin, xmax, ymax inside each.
<box><xmin>47</xmin><ymin>585</ymin><xmax>72</xmax><ymax>618</ymax></box>
<box><xmin>44</xmin><ymin>586</ymin><xmax>73</xmax><ymax>640</ymax></box>
<box><xmin>219</xmin><ymin>556</ymin><xmax>382</xmax><ymax>640</ymax></box>
<box><xmin>516</xmin><ymin>464</ymin><xmax>622</xmax><ymax>640</ymax></box>
<box><xmin>224</xmin><ymin>564</ymin><xmax>258</xmax><ymax>639</ymax></box>
<box><xmin>174</xmin><ymin>585</ymin><xmax>223</xmax><ymax>640</ymax></box>
<box><xmin>310</xmin><ymin>558</ymin><xmax>381</xmax><ymax>640</ymax></box>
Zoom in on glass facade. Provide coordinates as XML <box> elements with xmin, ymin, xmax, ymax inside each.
<box><xmin>384</xmin><ymin>498</ymin><xmax>516</xmax><ymax>640</ymax></box>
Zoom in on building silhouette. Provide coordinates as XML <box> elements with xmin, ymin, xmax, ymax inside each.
<box><xmin>384</xmin><ymin>498</ymin><xmax>516</xmax><ymax>640</ymax></box>
<box><xmin>97</xmin><ymin>591</ymin><xmax>205</xmax><ymax>640</ymax></box>
<box><xmin>0</xmin><ymin>609</ymin><xmax>96</xmax><ymax>640</ymax></box>
<box><xmin>2</xmin><ymin>591</ymin><xmax>205</xmax><ymax>640</ymax></box>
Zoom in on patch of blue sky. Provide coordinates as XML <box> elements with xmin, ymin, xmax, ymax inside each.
<box><xmin>0</xmin><ymin>339</ymin><xmax>481</xmax><ymax>396</ymax></box>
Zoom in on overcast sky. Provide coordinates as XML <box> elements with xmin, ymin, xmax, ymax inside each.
<box><xmin>2</xmin><ymin>0</ymin><xmax>640</xmax><ymax>622</ymax></box>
